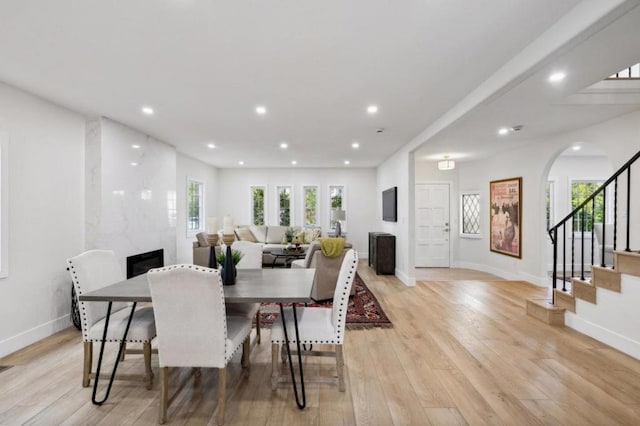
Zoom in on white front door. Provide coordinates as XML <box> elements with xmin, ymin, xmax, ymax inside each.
<box><xmin>415</xmin><ymin>183</ymin><xmax>450</xmax><ymax>267</ymax></box>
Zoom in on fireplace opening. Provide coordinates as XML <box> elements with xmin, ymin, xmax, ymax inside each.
<box><xmin>127</xmin><ymin>249</ymin><xmax>164</xmax><ymax>278</ymax></box>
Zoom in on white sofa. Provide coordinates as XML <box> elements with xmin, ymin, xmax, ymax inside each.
<box><xmin>233</xmin><ymin>225</ymin><xmax>321</xmax><ymax>266</ymax></box>
<box><xmin>193</xmin><ymin>225</ymin><xmax>322</xmax><ymax>267</ymax></box>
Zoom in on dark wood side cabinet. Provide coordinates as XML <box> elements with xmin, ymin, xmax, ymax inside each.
<box><xmin>368</xmin><ymin>232</ymin><xmax>395</xmax><ymax>275</ymax></box>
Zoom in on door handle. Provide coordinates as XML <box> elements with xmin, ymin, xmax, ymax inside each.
<box><xmin>443</xmin><ymin>228</ymin><xmax>449</xmax><ymax>232</ymax></box>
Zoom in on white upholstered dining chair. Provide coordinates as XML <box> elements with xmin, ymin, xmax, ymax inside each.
<box><xmin>271</xmin><ymin>249</ymin><xmax>358</xmax><ymax>392</ymax></box>
<box><xmin>225</xmin><ymin>240</ymin><xmax>263</xmax><ymax>343</ymax></box>
<box><xmin>147</xmin><ymin>264</ymin><xmax>252</xmax><ymax>425</ymax></box>
<box><xmin>66</xmin><ymin>249</ymin><xmax>156</xmax><ymax>389</ymax></box>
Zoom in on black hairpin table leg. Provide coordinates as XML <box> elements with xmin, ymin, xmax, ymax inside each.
<box><xmin>279</xmin><ymin>303</ymin><xmax>306</xmax><ymax>409</ymax></box>
<box><xmin>91</xmin><ymin>302</ymin><xmax>137</xmax><ymax>405</ymax></box>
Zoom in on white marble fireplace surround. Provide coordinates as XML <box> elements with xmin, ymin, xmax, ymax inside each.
<box><xmin>85</xmin><ymin>117</ymin><xmax>177</xmax><ymax>270</ymax></box>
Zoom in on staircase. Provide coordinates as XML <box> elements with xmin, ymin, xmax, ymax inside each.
<box><xmin>527</xmin><ymin>149</ymin><xmax>640</xmax><ymax>359</ymax></box>
<box><xmin>527</xmin><ymin>251</ymin><xmax>640</xmax><ymax>324</ymax></box>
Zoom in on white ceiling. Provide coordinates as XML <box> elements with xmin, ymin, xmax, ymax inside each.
<box><xmin>414</xmin><ymin>1</ymin><xmax>640</xmax><ymax>164</ymax></box>
<box><xmin>0</xmin><ymin>0</ymin><xmax>590</xmax><ymax>168</ymax></box>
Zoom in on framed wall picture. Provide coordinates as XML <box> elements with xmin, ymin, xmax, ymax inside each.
<box><xmin>490</xmin><ymin>177</ymin><xmax>522</xmax><ymax>258</ymax></box>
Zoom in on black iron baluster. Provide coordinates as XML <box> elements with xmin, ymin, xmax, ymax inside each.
<box><xmin>626</xmin><ymin>167</ymin><xmax>631</xmax><ymax>252</ymax></box>
<box><xmin>614</xmin><ymin>177</ymin><xmax>618</xmax><ymax>254</ymax></box>
<box><xmin>562</xmin><ymin>223</ymin><xmax>566</xmax><ymax>290</ymax></box>
<box><xmin>601</xmin><ymin>189</ymin><xmax>607</xmax><ymax>267</ymax></box>
<box><xmin>552</xmin><ymin>227</ymin><xmax>558</xmax><ymax>303</ymax></box>
<box><xmin>571</xmin><ymin>218</ymin><xmax>575</xmax><ymax>289</ymax></box>
<box><xmin>581</xmin><ymin>207</ymin><xmax>585</xmax><ymax>281</ymax></box>
<box><xmin>591</xmin><ymin>197</ymin><xmax>595</xmax><ymax>267</ymax></box>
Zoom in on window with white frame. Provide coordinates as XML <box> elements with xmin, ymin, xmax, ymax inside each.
<box><xmin>303</xmin><ymin>186</ymin><xmax>318</xmax><ymax>226</ymax></box>
<box><xmin>277</xmin><ymin>186</ymin><xmax>291</xmax><ymax>226</ymax></box>
<box><xmin>329</xmin><ymin>185</ymin><xmax>345</xmax><ymax>231</ymax></box>
<box><xmin>570</xmin><ymin>180</ymin><xmax>609</xmax><ymax>232</ymax></box>
<box><xmin>186</xmin><ymin>178</ymin><xmax>204</xmax><ymax>235</ymax></box>
<box><xmin>460</xmin><ymin>192</ymin><xmax>480</xmax><ymax>237</ymax></box>
<box><xmin>546</xmin><ymin>181</ymin><xmax>555</xmax><ymax>231</ymax></box>
<box><xmin>251</xmin><ymin>186</ymin><xmax>266</xmax><ymax>225</ymax></box>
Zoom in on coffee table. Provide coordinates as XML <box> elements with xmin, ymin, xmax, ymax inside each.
<box><xmin>269</xmin><ymin>248</ymin><xmax>306</xmax><ymax>268</ymax></box>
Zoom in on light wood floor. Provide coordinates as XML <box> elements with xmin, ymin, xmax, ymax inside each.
<box><xmin>2</xmin><ymin>262</ymin><xmax>640</xmax><ymax>425</ymax></box>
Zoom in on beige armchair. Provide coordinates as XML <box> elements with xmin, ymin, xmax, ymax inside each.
<box><xmin>291</xmin><ymin>240</ymin><xmax>355</xmax><ymax>301</ymax></box>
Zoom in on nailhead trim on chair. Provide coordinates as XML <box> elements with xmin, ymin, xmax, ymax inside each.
<box><xmin>68</xmin><ymin>257</ymin><xmax>152</xmax><ymax>344</ymax></box>
<box><xmin>271</xmin><ymin>251</ymin><xmax>358</xmax><ymax>344</ymax></box>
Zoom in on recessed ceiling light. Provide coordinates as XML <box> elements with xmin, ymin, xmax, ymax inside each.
<box><xmin>255</xmin><ymin>106</ymin><xmax>267</xmax><ymax>115</ymax></box>
<box><xmin>141</xmin><ymin>106</ymin><xmax>154</xmax><ymax>115</ymax></box>
<box><xmin>352</xmin><ymin>142</ymin><xmax>360</xmax><ymax>149</ymax></box>
<box><xmin>207</xmin><ymin>143</ymin><xmax>216</xmax><ymax>149</ymax></box>
<box><xmin>367</xmin><ymin>105</ymin><xmax>378</xmax><ymax>114</ymax></box>
<box><xmin>291</xmin><ymin>160</ymin><xmax>297</xmax><ymax>165</ymax></box>
<box><xmin>238</xmin><ymin>160</ymin><xmax>244</xmax><ymax>165</ymax></box>
<box><xmin>280</xmin><ymin>142</ymin><xmax>288</xmax><ymax>149</ymax></box>
<box><xmin>131</xmin><ymin>144</ymin><xmax>140</xmax><ymax>149</ymax></box>
<box><xmin>131</xmin><ymin>162</ymin><xmax>138</xmax><ymax>166</ymax></box>
<box><xmin>344</xmin><ymin>160</ymin><xmax>350</xmax><ymax>165</ymax></box>
<box><xmin>498</xmin><ymin>127</ymin><xmax>510</xmax><ymax>135</ymax></box>
<box><xmin>572</xmin><ymin>145</ymin><xmax>581</xmax><ymax>151</ymax></box>
<box><xmin>549</xmin><ymin>72</ymin><xmax>566</xmax><ymax>82</ymax></box>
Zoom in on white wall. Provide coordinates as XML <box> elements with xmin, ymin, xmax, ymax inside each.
<box><xmin>377</xmin><ymin>150</ymin><xmax>415</xmax><ymax>285</ymax></box>
<box><xmin>456</xmin><ymin>110</ymin><xmax>640</xmax><ymax>285</ymax></box>
<box><xmin>176</xmin><ymin>153</ymin><xmax>218</xmax><ymax>264</ymax></box>
<box><xmin>0</xmin><ymin>82</ymin><xmax>85</xmax><ymax>357</ymax></box>
<box><xmin>217</xmin><ymin>167</ymin><xmax>377</xmax><ymax>257</ymax></box>
<box><xmin>85</xmin><ymin>118</ymin><xmax>177</xmax><ymax>270</ymax></box>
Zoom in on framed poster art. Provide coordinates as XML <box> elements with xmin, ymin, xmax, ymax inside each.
<box><xmin>490</xmin><ymin>177</ymin><xmax>522</xmax><ymax>258</ymax></box>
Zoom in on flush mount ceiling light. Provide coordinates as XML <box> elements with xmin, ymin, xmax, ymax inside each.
<box><xmin>255</xmin><ymin>105</ymin><xmax>267</xmax><ymax>115</ymax></box>
<box><xmin>437</xmin><ymin>156</ymin><xmax>455</xmax><ymax>171</ymax></box>
<box><xmin>572</xmin><ymin>145</ymin><xmax>581</xmax><ymax>151</ymax></box>
<box><xmin>238</xmin><ymin>160</ymin><xmax>244</xmax><ymax>165</ymax></box>
<box><xmin>549</xmin><ymin>71</ymin><xmax>566</xmax><ymax>82</ymax></box>
<box><xmin>131</xmin><ymin>144</ymin><xmax>140</xmax><ymax>149</ymax></box>
<box><xmin>131</xmin><ymin>162</ymin><xmax>138</xmax><ymax>166</ymax></box>
<box><xmin>344</xmin><ymin>160</ymin><xmax>350</xmax><ymax>165</ymax></box>
<box><xmin>291</xmin><ymin>160</ymin><xmax>297</xmax><ymax>165</ymax></box>
<box><xmin>498</xmin><ymin>127</ymin><xmax>510</xmax><ymax>135</ymax></box>
<box><xmin>141</xmin><ymin>106</ymin><xmax>154</xmax><ymax>115</ymax></box>
<box><xmin>352</xmin><ymin>142</ymin><xmax>360</xmax><ymax>149</ymax></box>
<box><xmin>207</xmin><ymin>143</ymin><xmax>216</xmax><ymax>149</ymax></box>
<box><xmin>367</xmin><ymin>105</ymin><xmax>378</xmax><ymax>114</ymax></box>
<box><xmin>280</xmin><ymin>142</ymin><xmax>288</xmax><ymax>149</ymax></box>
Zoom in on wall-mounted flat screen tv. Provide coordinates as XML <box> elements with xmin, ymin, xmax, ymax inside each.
<box><xmin>382</xmin><ymin>186</ymin><xmax>397</xmax><ymax>222</ymax></box>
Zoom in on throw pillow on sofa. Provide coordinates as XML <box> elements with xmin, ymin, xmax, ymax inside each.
<box><xmin>235</xmin><ymin>227</ymin><xmax>257</xmax><ymax>243</ymax></box>
<box><xmin>267</xmin><ymin>227</ymin><xmax>287</xmax><ymax>244</ymax></box>
<box><xmin>304</xmin><ymin>228</ymin><xmax>321</xmax><ymax>244</ymax></box>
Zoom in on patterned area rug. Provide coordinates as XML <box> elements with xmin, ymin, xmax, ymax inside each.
<box><xmin>258</xmin><ymin>272</ymin><xmax>392</xmax><ymax>329</ymax></box>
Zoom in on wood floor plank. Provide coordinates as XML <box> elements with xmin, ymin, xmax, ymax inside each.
<box><xmin>2</xmin><ymin>262</ymin><xmax>640</xmax><ymax>425</ymax></box>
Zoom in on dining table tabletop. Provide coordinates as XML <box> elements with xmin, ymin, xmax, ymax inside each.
<box><xmin>79</xmin><ymin>267</ymin><xmax>316</xmax><ymax>304</ymax></box>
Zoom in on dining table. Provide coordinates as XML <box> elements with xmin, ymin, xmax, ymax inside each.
<box><xmin>78</xmin><ymin>267</ymin><xmax>316</xmax><ymax>410</ymax></box>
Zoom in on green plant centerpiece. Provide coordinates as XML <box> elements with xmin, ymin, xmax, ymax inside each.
<box><xmin>285</xmin><ymin>227</ymin><xmax>295</xmax><ymax>243</ymax></box>
<box><xmin>216</xmin><ymin>248</ymin><xmax>244</xmax><ymax>285</ymax></box>
<box><xmin>216</xmin><ymin>249</ymin><xmax>244</xmax><ymax>266</ymax></box>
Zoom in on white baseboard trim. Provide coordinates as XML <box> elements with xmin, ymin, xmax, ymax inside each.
<box><xmin>565</xmin><ymin>312</ymin><xmax>640</xmax><ymax>360</ymax></box>
<box><xmin>0</xmin><ymin>314</ymin><xmax>71</xmax><ymax>358</ymax></box>
<box><xmin>455</xmin><ymin>261</ymin><xmax>547</xmax><ymax>287</ymax></box>
<box><xmin>395</xmin><ymin>269</ymin><xmax>416</xmax><ymax>287</ymax></box>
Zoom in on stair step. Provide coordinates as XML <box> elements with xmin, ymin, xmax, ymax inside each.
<box><xmin>526</xmin><ymin>298</ymin><xmax>565</xmax><ymax>326</ymax></box>
<box><xmin>572</xmin><ymin>278</ymin><xmax>596</xmax><ymax>304</ymax></box>
<box><xmin>615</xmin><ymin>250</ymin><xmax>640</xmax><ymax>276</ymax></box>
<box><xmin>592</xmin><ymin>265</ymin><xmax>621</xmax><ymax>292</ymax></box>
<box><xmin>553</xmin><ymin>289</ymin><xmax>575</xmax><ymax>313</ymax></box>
